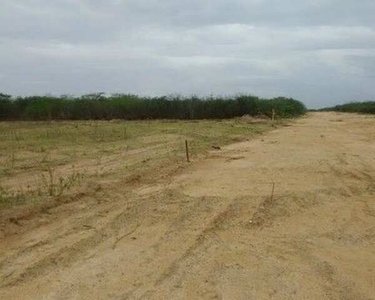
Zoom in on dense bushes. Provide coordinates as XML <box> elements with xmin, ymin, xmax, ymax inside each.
<box><xmin>321</xmin><ymin>101</ymin><xmax>375</xmax><ymax>114</ymax></box>
<box><xmin>0</xmin><ymin>93</ymin><xmax>306</xmax><ymax>121</ymax></box>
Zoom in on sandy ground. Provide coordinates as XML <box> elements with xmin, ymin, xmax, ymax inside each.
<box><xmin>1</xmin><ymin>112</ymin><xmax>375</xmax><ymax>299</ymax></box>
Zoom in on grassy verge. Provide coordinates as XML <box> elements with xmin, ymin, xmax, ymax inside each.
<box><xmin>0</xmin><ymin>117</ymin><xmax>285</xmax><ymax>211</ymax></box>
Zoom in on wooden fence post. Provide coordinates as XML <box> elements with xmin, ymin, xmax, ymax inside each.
<box><xmin>185</xmin><ymin>140</ymin><xmax>190</xmax><ymax>162</ymax></box>
<box><xmin>270</xmin><ymin>182</ymin><xmax>275</xmax><ymax>202</ymax></box>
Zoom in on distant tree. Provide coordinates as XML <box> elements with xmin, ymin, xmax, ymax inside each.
<box><xmin>82</xmin><ymin>93</ymin><xmax>105</xmax><ymax>100</ymax></box>
<box><xmin>0</xmin><ymin>93</ymin><xmax>13</xmax><ymax>120</ymax></box>
<box><xmin>0</xmin><ymin>93</ymin><xmax>12</xmax><ymax>99</ymax></box>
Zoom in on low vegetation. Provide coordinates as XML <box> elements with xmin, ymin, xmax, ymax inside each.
<box><xmin>320</xmin><ymin>101</ymin><xmax>375</xmax><ymax>114</ymax></box>
<box><xmin>0</xmin><ymin>93</ymin><xmax>306</xmax><ymax>121</ymax></box>
<box><xmin>0</xmin><ymin>117</ymin><xmax>282</xmax><ymax>210</ymax></box>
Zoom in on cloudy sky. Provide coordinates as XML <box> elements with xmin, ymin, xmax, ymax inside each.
<box><xmin>1</xmin><ymin>0</ymin><xmax>375</xmax><ymax>108</ymax></box>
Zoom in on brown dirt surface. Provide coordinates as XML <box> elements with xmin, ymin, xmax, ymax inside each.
<box><xmin>1</xmin><ymin>112</ymin><xmax>375</xmax><ymax>299</ymax></box>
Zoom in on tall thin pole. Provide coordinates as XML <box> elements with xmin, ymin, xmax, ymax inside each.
<box><xmin>185</xmin><ymin>140</ymin><xmax>190</xmax><ymax>162</ymax></box>
<box><xmin>270</xmin><ymin>182</ymin><xmax>275</xmax><ymax>202</ymax></box>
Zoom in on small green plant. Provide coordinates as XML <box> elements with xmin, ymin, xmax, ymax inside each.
<box><xmin>39</xmin><ymin>165</ymin><xmax>84</xmax><ymax>197</ymax></box>
<box><xmin>55</xmin><ymin>168</ymin><xmax>84</xmax><ymax>196</ymax></box>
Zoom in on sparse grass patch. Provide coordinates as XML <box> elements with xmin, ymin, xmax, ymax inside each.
<box><xmin>39</xmin><ymin>165</ymin><xmax>84</xmax><ymax>197</ymax></box>
<box><xmin>0</xmin><ymin>117</ymin><xmax>286</xmax><ymax>210</ymax></box>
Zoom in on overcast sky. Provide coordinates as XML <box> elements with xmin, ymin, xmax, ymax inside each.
<box><xmin>1</xmin><ymin>1</ymin><xmax>375</xmax><ymax>108</ymax></box>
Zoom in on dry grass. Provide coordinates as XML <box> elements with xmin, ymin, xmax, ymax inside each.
<box><xmin>0</xmin><ymin>118</ymin><xmax>279</xmax><ymax>209</ymax></box>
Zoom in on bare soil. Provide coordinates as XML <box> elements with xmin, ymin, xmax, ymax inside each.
<box><xmin>1</xmin><ymin>112</ymin><xmax>375</xmax><ymax>299</ymax></box>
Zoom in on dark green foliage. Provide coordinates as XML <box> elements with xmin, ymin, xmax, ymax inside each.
<box><xmin>321</xmin><ymin>101</ymin><xmax>375</xmax><ymax>114</ymax></box>
<box><xmin>0</xmin><ymin>93</ymin><xmax>13</xmax><ymax>119</ymax></box>
<box><xmin>0</xmin><ymin>93</ymin><xmax>306</xmax><ymax>121</ymax></box>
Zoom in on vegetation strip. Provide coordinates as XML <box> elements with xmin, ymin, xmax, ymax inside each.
<box><xmin>0</xmin><ymin>93</ymin><xmax>306</xmax><ymax>120</ymax></box>
<box><xmin>319</xmin><ymin>101</ymin><xmax>375</xmax><ymax>114</ymax></box>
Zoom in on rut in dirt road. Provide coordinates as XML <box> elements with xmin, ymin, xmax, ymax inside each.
<box><xmin>1</xmin><ymin>112</ymin><xmax>375</xmax><ymax>300</ymax></box>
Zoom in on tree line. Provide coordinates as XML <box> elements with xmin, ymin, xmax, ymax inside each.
<box><xmin>0</xmin><ymin>93</ymin><xmax>306</xmax><ymax>121</ymax></box>
<box><xmin>320</xmin><ymin>101</ymin><xmax>375</xmax><ymax>114</ymax></box>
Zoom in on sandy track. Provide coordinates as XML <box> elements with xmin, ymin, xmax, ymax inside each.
<box><xmin>1</xmin><ymin>112</ymin><xmax>375</xmax><ymax>299</ymax></box>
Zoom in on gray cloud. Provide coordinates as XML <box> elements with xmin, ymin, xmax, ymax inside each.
<box><xmin>1</xmin><ymin>0</ymin><xmax>375</xmax><ymax>108</ymax></box>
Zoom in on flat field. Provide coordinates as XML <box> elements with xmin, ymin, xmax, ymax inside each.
<box><xmin>1</xmin><ymin>112</ymin><xmax>375</xmax><ymax>299</ymax></box>
<box><xmin>0</xmin><ymin>117</ymin><xmax>272</xmax><ymax>221</ymax></box>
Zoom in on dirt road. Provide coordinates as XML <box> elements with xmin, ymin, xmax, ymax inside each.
<box><xmin>1</xmin><ymin>112</ymin><xmax>375</xmax><ymax>299</ymax></box>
